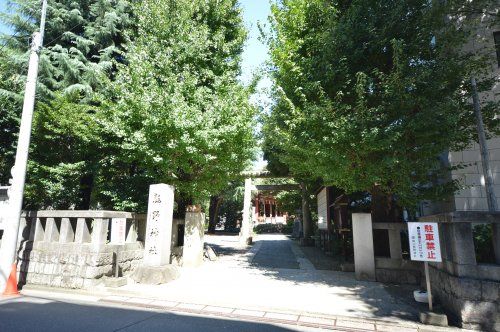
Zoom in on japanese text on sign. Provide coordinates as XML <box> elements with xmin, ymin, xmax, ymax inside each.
<box><xmin>408</xmin><ymin>222</ymin><xmax>442</xmax><ymax>262</ymax></box>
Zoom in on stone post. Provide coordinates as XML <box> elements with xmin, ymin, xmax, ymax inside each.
<box><xmin>91</xmin><ymin>218</ymin><xmax>109</xmax><ymax>251</ymax></box>
<box><xmin>144</xmin><ymin>184</ymin><xmax>175</xmax><ymax>266</ymax></box>
<box><xmin>59</xmin><ymin>217</ymin><xmax>75</xmax><ymax>243</ymax></box>
<box><xmin>449</xmin><ymin>223</ymin><xmax>476</xmax><ymax>271</ymax></box>
<box><xmin>240</xmin><ymin>178</ymin><xmax>253</xmax><ymax>245</ymax></box>
<box><xmin>183</xmin><ymin>211</ymin><xmax>205</xmax><ymax>267</ymax></box>
<box><xmin>126</xmin><ymin>219</ymin><xmax>139</xmax><ymax>243</ymax></box>
<box><xmin>388</xmin><ymin>229</ymin><xmax>403</xmax><ymax>259</ymax></box>
<box><xmin>75</xmin><ymin>218</ymin><xmax>91</xmax><ymax>244</ymax></box>
<box><xmin>29</xmin><ymin>217</ymin><xmax>45</xmax><ymax>242</ymax></box>
<box><xmin>133</xmin><ymin>184</ymin><xmax>179</xmax><ymax>284</ymax></box>
<box><xmin>44</xmin><ymin>217</ymin><xmax>60</xmax><ymax>242</ymax></box>
<box><xmin>352</xmin><ymin>213</ymin><xmax>376</xmax><ymax>281</ymax></box>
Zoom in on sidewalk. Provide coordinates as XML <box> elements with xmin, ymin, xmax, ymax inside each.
<box><xmin>18</xmin><ymin>234</ymin><xmax>469</xmax><ymax>331</ymax></box>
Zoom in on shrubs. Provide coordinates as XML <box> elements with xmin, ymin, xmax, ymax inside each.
<box><xmin>254</xmin><ymin>222</ymin><xmax>293</xmax><ymax>234</ymax></box>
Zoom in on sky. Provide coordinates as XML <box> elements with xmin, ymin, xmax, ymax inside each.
<box><xmin>239</xmin><ymin>0</ymin><xmax>271</xmax><ymax>84</ymax></box>
<box><xmin>238</xmin><ymin>1</ymin><xmax>273</xmax><ymax>170</ymax></box>
<box><xmin>0</xmin><ymin>1</ymin><xmax>8</xmax><ymax>34</ymax></box>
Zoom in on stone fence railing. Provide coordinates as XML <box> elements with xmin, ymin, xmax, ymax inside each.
<box><xmin>352</xmin><ymin>214</ymin><xmax>421</xmax><ymax>284</ymax></box>
<box><xmin>19</xmin><ymin>210</ymin><xmax>142</xmax><ymax>247</ymax></box>
<box><xmin>418</xmin><ymin>212</ymin><xmax>499</xmax><ymax>330</ymax></box>
<box><xmin>11</xmin><ymin>210</ymin><xmax>147</xmax><ymax>289</ymax></box>
<box><xmin>371</xmin><ymin>222</ymin><xmax>421</xmax><ymax>284</ymax></box>
<box><xmin>352</xmin><ymin>212</ymin><xmax>500</xmax><ymax>330</ymax></box>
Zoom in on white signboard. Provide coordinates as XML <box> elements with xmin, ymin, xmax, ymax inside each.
<box><xmin>408</xmin><ymin>222</ymin><xmax>442</xmax><ymax>262</ymax></box>
<box><xmin>110</xmin><ymin>218</ymin><xmax>126</xmax><ymax>245</ymax></box>
<box><xmin>317</xmin><ymin>188</ymin><xmax>328</xmax><ymax>230</ymax></box>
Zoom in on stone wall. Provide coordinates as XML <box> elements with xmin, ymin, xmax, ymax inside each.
<box><xmin>375</xmin><ymin>257</ymin><xmax>422</xmax><ymax>285</ymax></box>
<box><xmin>17</xmin><ymin>242</ymin><xmax>144</xmax><ymax>289</ymax></box>
<box><xmin>429</xmin><ymin>265</ymin><xmax>499</xmax><ymax>331</ymax></box>
<box><xmin>11</xmin><ymin>210</ymin><xmax>147</xmax><ymax>290</ymax></box>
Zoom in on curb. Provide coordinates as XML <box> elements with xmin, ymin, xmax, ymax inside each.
<box><xmin>98</xmin><ymin>295</ymin><xmax>461</xmax><ymax>332</ymax></box>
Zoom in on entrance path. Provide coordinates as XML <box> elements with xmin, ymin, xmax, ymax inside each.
<box><xmin>20</xmin><ymin>234</ymin><xmax>468</xmax><ymax>331</ymax></box>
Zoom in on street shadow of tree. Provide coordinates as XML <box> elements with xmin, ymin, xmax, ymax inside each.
<box><xmin>0</xmin><ymin>296</ymin><xmax>300</xmax><ymax>332</ymax></box>
<box><xmin>244</xmin><ymin>236</ymin><xmax>422</xmax><ymax>323</ymax></box>
<box><xmin>204</xmin><ymin>242</ymin><xmax>248</xmax><ymax>257</ymax></box>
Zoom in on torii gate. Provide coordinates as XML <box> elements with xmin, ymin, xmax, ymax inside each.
<box><xmin>239</xmin><ymin>171</ymin><xmax>299</xmax><ymax>245</ymax></box>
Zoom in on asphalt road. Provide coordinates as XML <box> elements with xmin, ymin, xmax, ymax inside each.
<box><xmin>0</xmin><ymin>296</ymin><xmax>326</xmax><ymax>332</ymax></box>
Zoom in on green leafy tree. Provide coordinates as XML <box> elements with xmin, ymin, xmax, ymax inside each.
<box><xmin>108</xmin><ymin>0</ymin><xmax>256</xmax><ymax>214</ymax></box>
<box><xmin>0</xmin><ymin>0</ymin><xmax>134</xmax><ymax>208</ymax></box>
<box><xmin>264</xmin><ymin>0</ymin><xmax>499</xmax><ymax>213</ymax></box>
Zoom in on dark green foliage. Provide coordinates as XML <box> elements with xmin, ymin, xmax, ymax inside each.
<box><xmin>0</xmin><ymin>0</ymin><xmax>134</xmax><ymax>209</ymax></box>
<box><xmin>110</xmin><ymin>0</ymin><xmax>256</xmax><ymax>210</ymax></box>
<box><xmin>473</xmin><ymin>224</ymin><xmax>495</xmax><ymax>264</ymax></box>
<box><xmin>264</xmin><ymin>0</ymin><xmax>500</xmax><ymax>207</ymax></box>
<box><xmin>254</xmin><ymin>222</ymin><xmax>292</xmax><ymax>234</ymax></box>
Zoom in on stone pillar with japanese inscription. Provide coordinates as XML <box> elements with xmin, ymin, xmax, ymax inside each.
<box><xmin>133</xmin><ymin>184</ymin><xmax>180</xmax><ymax>284</ymax></box>
<box><xmin>144</xmin><ymin>184</ymin><xmax>175</xmax><ymax>266</ymax></box>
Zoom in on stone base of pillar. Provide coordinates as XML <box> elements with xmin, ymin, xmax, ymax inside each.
<box><xmin>240</xmin><ymin>236</ymin><xmax>252</xmax><ymax>245</ymax></box>
<box><xmin>103</xmin><ymin>276</ymin><xmax>127</xmax><ymax>288</ymax></box>
<box><xmin>299</xmin><ymin>237</ymin><xmax>314</xmax><ymax>247</ymax></box>
<box><xmin>132</xmin><ymin>265</ymin><xmax>180</xmax><ymax>285</ymax></box>
<box><xmin>419</xmin><ymin>311</ymin><xmax>448</xmax><ymax>327</ymax></box>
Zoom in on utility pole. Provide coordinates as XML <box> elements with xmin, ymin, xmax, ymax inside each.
<box><xmin>471</xmin><ymin>77</ymin><xmax>498</xmax><ymax>212</ymax></box>
<box><xmin>471</xmin><ymin>76</ymin><xmax>500</xmax><ymax>264</ymax></box>
<box><xmin>0</xmin><ymin>0</ymin><xmax>47</xmax><ymax>292</ymax></box>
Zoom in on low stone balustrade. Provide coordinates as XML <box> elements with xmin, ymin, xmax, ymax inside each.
<box><xmin>419</xmin><ymin>212</ymin><xmax>500</xmax><ymax>330</ymax></box>
<box><xmin>16</xmin><ymin>210</ymin><xmax>145</xmax><ymax>289</ymax></box>
<box><xmin>352</xmin><ymin>212</ymin><xmax>500</xmax><ymax>329</ymax></box>
<box><xmin>351</xmin><ymin>214</ymin><xmax>421</xmax><ymax>284</ymax></box>
<box><xmin>371</xmin><ymin>222</ymin><xmax>422</xmax><ymax>284</ymax></box>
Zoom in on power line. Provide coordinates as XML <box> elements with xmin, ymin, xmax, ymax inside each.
<box><xmin>43</xmin><ymin>20</ymin><xmax>85</xmax><ymax>48</ymax></box>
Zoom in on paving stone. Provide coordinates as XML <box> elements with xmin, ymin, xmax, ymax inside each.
<box><xmin>251</xmin><ymin>241</ymin><xmax>299</xmax><ymax>269</ymax></box>
<box><xmin>264</xmin><ymin>312</ymin><xmax>298</xmax><ymax>321</ymax></box>
<box><xmin>202</xmin><ymin>306</ymin><xmax>234</xmax><ymax>314</ymax></box>
<box><xmin>176</xmin><ymin>303</ymin><xmax>205</xmax><ymax>311</ymax></box>
<box><xmin>125</xmin><ymin>297</ymin><xmax>153</xmax><ymax>305</ymax></box>
<box><xmin>150</xmin><ymin>300</ymin><xmax>178</xmax><ymax>307</ymax></box>
<box><xmin>298</xmin><ymin>316</ymin><xmax>335</xmax><ymax>326</ymax></box>
<box><xmin>105</xmin><ymin>295</ymin><xmax>129</xmax><ymax>302</ymax></box>
<box><xmin>376</xmin><ymin>324</ymin><xmax>417</xmax><ymax>332</ymax></box>
<box><xmin>233</xmin><ymin>309</ymin><xmax>266</xmax><ymax>317</ymax></box>
<box><xmin>336</xmin><ymin>319</ymin><xmax>375</xmax><ymax>330</ymax></box>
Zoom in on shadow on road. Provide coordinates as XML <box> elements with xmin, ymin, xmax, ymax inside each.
<box><xmin>0</xmin><ymin>296</ymin><xmax>303</xmax><ymax>332</ymax></box>
<box><xmin>206</xmin><ymin>233</ymin><xmax>422</xmax><ymax>324</ymax></box>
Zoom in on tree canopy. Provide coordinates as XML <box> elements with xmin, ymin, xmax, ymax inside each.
<box><xmin>107</xmin><ymin>0</ymin><xmax>255</xmax><ymax>212</ymax></box>
<box><xmin>263</xmin><ymin>0</ymin><xmax>500</xmax><ymax>208</ymax></box>
<box><xmin>0</xmin><ymin>0</ymin><xmax>134</xmax><ymax>209</ymax></box>
<box><xmin>0</xmin><ymin>0</ymin><xmax>256</xmax><ymax>212</ymax></box>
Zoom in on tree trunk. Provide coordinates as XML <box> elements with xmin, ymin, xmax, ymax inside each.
<box><xmin>76</xmin><ymin>173</ymin><xmax>94</xmax><ymax>210</ymax></box>
<box><xmin>370</xmin><ymin>185</ymin><xmax>401</xmax><ymax>257</ymax></box>
<box><xmin>175</xmin><ymin>195</ymin><xmax>193</xmax><ymax>219</ymax></box>
<box><xmin>370</xmin><ymin>185</ymin><xmax>401</xmax><ymax>223</ymax></box>
<box><xmin>301</xmin><ymin>183</ymin><xmax>312</xmax><ymax>240</ymax></box>
<box><xmin>208</xmin><ymin>195</ymin><xmax>223</xmax><ymax>233</ymax></box>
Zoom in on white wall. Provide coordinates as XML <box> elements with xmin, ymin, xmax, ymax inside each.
<box><xmin>450</xmin><ymin>22</ymin><xmax>500</xmax><ymax>212</ymax></box>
